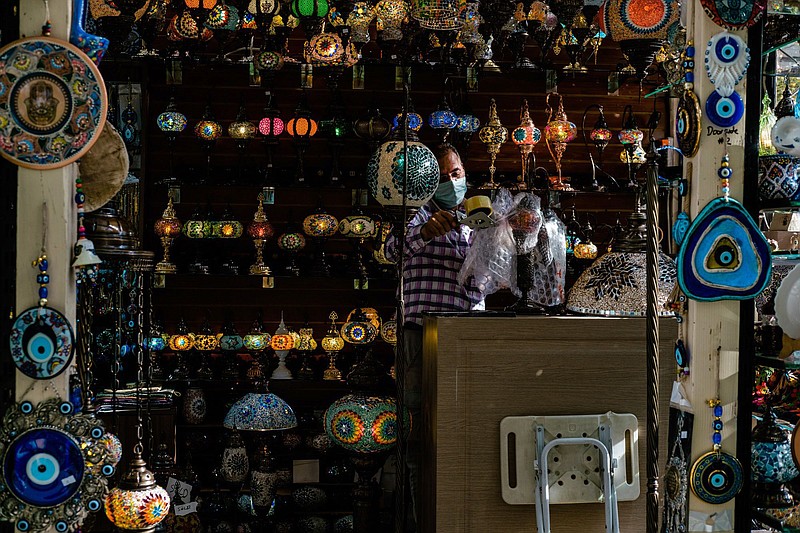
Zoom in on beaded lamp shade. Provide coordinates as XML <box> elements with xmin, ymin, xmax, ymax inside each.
<box><xmin>254</xmin><ymin>50</ymin><xmax>285</xmax><ymax>72</ymax></box>
<box><xmin>154</xmin><ymin>199</ymin><xmax>182</xmax><ymax>238</ymax></box>
<box><xmin>411</xmin><ymin>0</ymin><xmax>462</xmax><ymax>29</ymax></box>
<box><xmin>223</xmin><ymin>391</ymin><xmax>298</xmax><ymax>431</ymax></box>
<box><xmin>375</xmin><ymin>0</ymin><xmax>410</xmax><ymax>40</ymax></box>
<box><xmin>229</xmin><ymin>106</ymin><xmax>256</xmax><ymax>140</ymax></box>
<box><xmin>429</xmin><ymin>100</ymin><xmax>458</xmax><ymax>130</ymax></box>
<box><xmin>393</xmin><ymin>112</ymin><xmax>424</xmax><ymax>133</ymax></box>
<box><xmin>478</xmin><ymin>99</ymin><xmax>508</xmax><ymax>152</ymax></box>
<box><xmin>367</xmin><ymin>138</ymin><xmax>440</xmax><ymax>209</ymax></box>
<box><xmin>305</xmin><ymin>31</ymin><xmax>345</xmax><ymax>65</ymax></box>
<box><xmin>511</xmin><ymin>100</ymin><xmax>541</xmax><ymax>149</ymax></box>
<box><xmin>290</xmin><ymin>0</ymin><xmax>330</xmax><ymax>18</ymax></box>
<box><xmin>324</xmin><ymin>394</ymin><xmax>406</xmax><ymax>453</ymax></box>
<box><xmin>303</xmin><ymin>212</ymin><xmax>339</xmax><ymax>237</ymax></box>
<box><xmin>157</xmin><ymin>97</ymin><xmax>187</xmax><ymax>142</ymax></box>
<box><xmin>339</xmin><ymin>215</ymin><xmax>377</xmax><ymax>238</ymax></box>
<box><xmin>105</xmin><ymin>452</ymin><xmax>171</xmax><ymax>532</ymax></box>
<box><xmin>456</xmin><ymin>114</ymin><xmax>480</xmax><ymax>133</ymax></box>
<box><xmin>348</xmin><ymin>2</ymin><xmax>376</xmax><ymax>43</ymax></box>
<box><xmin>277</xmin><ymin>231</ymin><xmax>306</xmax><ymax>252</ymax></box>
<box><xmin>194</xmin><ymin>105</ymin><xmax>223</xmax><ymax>142</ymax></box>
<box><xmin>603</xmin><ymin>0</ymin><xmax>678</xmax><ymax>41</ymax></box>
<box><xmin>341</xmin><ymin>309</ymin><xmax>378</xmax><ymax>345</ymax></box>
<box><xmin>247</xmin><ymin>201</ymin><xmax>274</xmax><ymax>240</ymax></box>
<box><xmin>204</xmin><ymin>1</ymin><xmax>240</xmax><ymax>30</ymax></box>
<box><xmin>168</xmin><ymin>319</ymin><xmax>195</xmax><ymax>351</ymax></box>
<box><xmin>346</xmin><ymin>307</ymin><xmax>381</xmax><ymax>332</ymax></box>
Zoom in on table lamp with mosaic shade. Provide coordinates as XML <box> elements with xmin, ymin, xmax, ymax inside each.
<box><xmin>223</xmin><ymin>377</ymin><xmax>297</xmax><ymax>518</ymax></box>
<box><xmin>243</xmin><ymin>316</ymin><xmax>271</xmax><ymax>385</ymax></box>
<box><xmin>544</xmin><ymin>92</ymin><xmax>577</xmax><ymax>191</ymax></box>
<box><xmin>339</xmin><ymin>210</ymin><xmax>378</xmax><ymax>278</ymax></box>
<box><xmin>324</xmin><ymin>307</ymin><xmax>408</xmax><ymax>532</ymax></box>
<box><xmin>295</xmin><ymin>325</ymin><xmax>317</xmax><ymax>380</ymax></box>
<box><xmin>168</xmin><ymin>317</ymin><xmax>195</xmax><ymax>381</ymax></box>
<box><xmin>219</xmin><ymin>319</ymin><xmax>245</xmax><ymax>381</ymax></box>
<box><xmin>248</xmin><ymin>193</ymin><xmax>275</xmax><ymax>276</ymax></box>
<box><xmin>270</xmin><ymin>315</ymin><xmax>296</xmax><ymax>380</ymax></box>
<box><xmin>303</xmin><ymin>208</ymin><xmax>339</xmax><ymax>276</ymax></box>
<box><xmin>510</xmin><ymin>99</ymin><xmax>541</xmax><ymax>190</ymax></box>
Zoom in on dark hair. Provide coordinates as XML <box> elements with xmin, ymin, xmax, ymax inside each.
<box><xmin>433</xmin><ymin>143</ymin><xmax>461</xmax><ymax>162</ymax></box>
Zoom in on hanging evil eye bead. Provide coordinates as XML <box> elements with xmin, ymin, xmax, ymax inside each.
<box><xmin>705</xmin><ymin>90</ymin><xmax>745</xmax><ymax>128</ymax></box>
<box><xmin>36</xmin><ymin>254</ymin><xmax>49</xmax><ymax>307</ymax></box>
<box><xmin>718</xmin><ymin>155</ymin><xmax>732</xmax><ymax>197</ymax></box>
<box><xmin>683</xmin><ymin>41</ymin><xmax>695</xmax><ymax>87</ymax></box>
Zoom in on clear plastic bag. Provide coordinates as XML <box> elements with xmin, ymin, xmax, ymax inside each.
<box><xmin>458</xmin><ymin>190</ymin><xmax>544</xmax><ymax>297</ymax></box>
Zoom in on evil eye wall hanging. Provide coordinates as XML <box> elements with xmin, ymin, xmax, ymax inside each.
<box><xmin>676</xmin><ymin>41</ymin><xmax>701</xmax><ymax>158</ymax></box>
<box><xmin>0</xmin><ymin>399</ymin><xmax>117</xmax><ymax>532</ymax></box>
<box><xmin>704</xmin><ymin>32</ymin><xmax>749</xmax><ymax>128</ymax></box>
<box><xmin>677</xmin><ymin>152</ymin><xmax>772</xmax><ymax>301</ymax></box>
<box><xmin>9</xmin><ymin>252</ymin><xmax>75</xmax><ymax>379</ymax></box>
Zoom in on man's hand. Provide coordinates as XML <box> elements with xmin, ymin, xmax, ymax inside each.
<box><xmin>420</xmin><ymin>210</ymin><xmax>458</xmax><ymax>241</ymax></box>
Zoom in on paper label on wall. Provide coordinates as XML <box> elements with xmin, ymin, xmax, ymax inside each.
<box><xmin>174</xmin><ymin>502</ymin><xmax>198</xmax><ymax>516</ymax></box>
<box><xmin>166</xmin><ymin>477</ymin><xmax>193</xmax><ymax>504</ymax></box>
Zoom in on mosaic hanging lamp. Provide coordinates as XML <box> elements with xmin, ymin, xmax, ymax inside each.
<box><xmin>751</xmin><ymin>408</ymin><xmax>798</xmax><ymax>509</ymax></box>
<box><xmin>604</xmin><ymin>0</ymin><xmax>679</xmax><ymax>81</ymax></box>
<box><xmin>368</xmin><ymin>103</ymin><xmax>440</xmax><ymax>219</ymax></box>
<box><xmin>321</xmin><ymin>311</ymin><xmax>346</xmax><ymax>381</ymax></box>
<box><xmin>286</xmin><ymin>91</ymin><xmax>318</xmax><ymax>184</ymax></box>
<box><xmin>229</xmin><ymin>102</ymin><xmax>256</xmax><ymax>152</ymax></box>
<box><xmin>353</xmin><ymin>105</ymin><xmax>392</xmax><ymax>151</ymax></box>
<box><xmin>478</xmin><ymin>98</ymin><xmax>508</xmax><ymax>190</ymax></box>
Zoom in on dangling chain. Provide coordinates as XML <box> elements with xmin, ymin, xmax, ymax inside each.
<box><xmin>131</xmin><ymin>269</ymin><xmax>145</xmax><ymax>455</ymax></box>
<box><xmin>111</xmin><ymin>268</ymin><xmax>122</xmax><ymax>433</ymax></box>
<box><xmin>663</xmin><ymin>414</ymin><xmax>688</xmax><ymax>533</ymax></box>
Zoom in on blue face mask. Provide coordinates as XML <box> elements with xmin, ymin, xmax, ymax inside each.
<box><xmin>434</xmin><ymin>177</ymin><xmax>467</xmax><ymax>209</ymax></box>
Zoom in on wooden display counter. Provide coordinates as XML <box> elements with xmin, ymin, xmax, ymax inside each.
<box><xmin>420</xmin><ymin>316</ymin><xmax>677</xmax><ymax>533</ymax></box>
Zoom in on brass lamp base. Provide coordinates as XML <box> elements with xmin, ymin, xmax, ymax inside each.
<box><xmin>549</xmin><ymin>175</ymin><xmax>574</xmax><ymax>191</ymax></box>
<box><xmin>249</xmin><ymin>263</ymin><xmax>271</xmax><ymax>276</ymax></box>
<box><xmin>323</xmin><ymin>354</ymin><xmax>342</xmax><ymax>381</ymax></box>
<box><xmin>155</xmin><ymin>261</ymin><xmax>177</xmax><ymax>274</ymax></box>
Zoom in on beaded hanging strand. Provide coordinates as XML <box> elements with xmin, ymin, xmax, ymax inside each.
<box><xmin>718</xmin><ymin>134</ymin><xmax>733</xmax><ymax>202</ymax></box>
<box><xmin>41</xmin><ymin>0</ymin><xmax>51</xmax><ymax>36</ymax></box>
<box><xmin>34</xmin><ymin>205</ymin><xmax>49</xmax><ymax>310</ymax></box>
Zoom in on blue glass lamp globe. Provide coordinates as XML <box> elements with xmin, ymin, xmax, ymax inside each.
<box><xmin>428</xmin><ymin>108</ymin><xmax>457</xmax><ymax>129</ymax></box>
<box><xmin>456</xmin><ymin>114</ymin><xmax>480</xmax><ymax>133</ymax></box>
<box><xmin>366</xmin><ymin>140</ymin><xmax>439</xmax><ymax>208</ymax></box>
<box><xmin>157</xmin><ymin>97</ymin><xmax>187</xmax><ymax>135</ymax></box>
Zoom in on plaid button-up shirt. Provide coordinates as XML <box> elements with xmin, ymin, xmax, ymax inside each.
<box><xmin>384</xmin><ymin>203</ymin><xmax>485</xmax><ymax>326</ymax></box>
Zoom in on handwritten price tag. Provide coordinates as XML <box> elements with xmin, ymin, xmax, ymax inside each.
<box><xmin>174</xmin><ymin>502</ymin><xmax>198</xmax><ymax>516</ymax></box>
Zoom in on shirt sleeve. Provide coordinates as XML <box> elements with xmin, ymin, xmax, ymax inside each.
<box><xmin>384</xmin><ymin>209</ymin><xmax>430</xmax><ymax>262</ymax></box>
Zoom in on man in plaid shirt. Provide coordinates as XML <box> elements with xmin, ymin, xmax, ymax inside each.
<box><xmin>384</xmin><ymin>144</ymin><xmax>485</xmax><ymax>531</ymax></box>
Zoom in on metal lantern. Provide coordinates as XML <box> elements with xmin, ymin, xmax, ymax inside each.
<box><xmin>510</xmin><ymin>99</ymin><xmax>541</xmax><ymax>188</ymax></box>
<box><xmin>478</xmin><ymin>98</ymin><xmax>508</xmax><ymax>189</ymax></box>
<box><xmin>353</xmin><ymin>106</ymin><xmax>391</xmax><ymax>150</ymax></box>
<box><xmin>544</xmin><ymin>92</ymin><xmax>577</xmax><ymax>191</ymax></box>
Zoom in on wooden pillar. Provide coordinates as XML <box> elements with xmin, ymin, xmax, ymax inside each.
<box><xmin>14</xmin><ymin>0</ymin><xmax>75</xmax><ymax>403</ymax></box>
<box><xmin>683</xmin><ymin>1</ymin><xmax>748</xmax><ymax>528</ymax></box>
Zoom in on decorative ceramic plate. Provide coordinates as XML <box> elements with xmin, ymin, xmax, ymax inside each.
<box><xmin>775</xmin><ymin>264</ymin><xmax>800</xmax><ymax>339</ymax></box>
<box><xmin>0</xmin><ymin>36</ymin><xmax>107</xmax><ymax>169</ymax></box>
<box><xmin>9</xmin><ymin>307</ymin><xmax>75</xmax><ymax>379</ymax></box>
<box><xmin>690</xmin><ymin>450</ymin><xmax>743</xmax><ymax>504</ymax></box>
